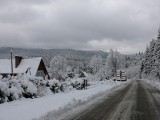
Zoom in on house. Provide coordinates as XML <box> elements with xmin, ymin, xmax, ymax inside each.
<box><xmin>0</xmin><ymin>56</ymin><xmax>50</xmax><ymax>79</ymax></box>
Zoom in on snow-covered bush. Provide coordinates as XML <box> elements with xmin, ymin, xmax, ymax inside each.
<box><xmin>0</xmin><ymin>81</ymin><xmax>8</xmax><ymax>103</ymax></box>
<box><xmin>0</xmin><ymin>75</ymin><xmax>45</xmax><ymax>103</ymax></box>
<box><xmin>28</xmin><ymin>77</ymin><xmax>49</xmax><ymax>97</ymax></box>
<box><xmin>8</xmin><ymin>86</ymin><xmax>22</xmax><ymax>101</ymax></box>
<box><xmin>0</xmin><ymin>73</ymin><xmax>91</xmax><ymax>104</ymax></box>
<box><xmin>70</xmin><ymin>78</ymin><xmax>88</xmax><ymax>90</ymax></box>
<box><xmin>1</xmin><ymin>76</ymin><xmax>24</xmax><ymax>102</ymax></box>
<box><xmin>46</xmin><ymin>79</ymin><xmax>61</xmax><ymax>93</ymax></box>
<box><xmin>60</xmin><ymin>81</ymin><xmax>73</xmax><ymax>92</ymax></box>
<box><xmin>21</xmin><ymin>80</ymin><xmax>37</xmax><ymax>98</ymax></box>
<box><xmin>0</xmin><ymin>74</ymin><xmax>69</xmax><ymax>104</ymax></box>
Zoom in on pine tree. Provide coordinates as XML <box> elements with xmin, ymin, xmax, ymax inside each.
<box><xmin>155</xmin><ymin>29</ymin><xmax>160</xmax><ymax>78</ymax></box>
<box><xmin>142</xmin><ymin>27</ymin><xmax>160</xmax><ymax>79</ymax></box>
<box><xmin>149</xmin><ymin>39</ymin><xmax>156</xmax><ymax>76</ymax></box>
<box><xmin>143</xmin><ymin>46</ymin><xmax>150</xmax><ymax>75</ymax></box>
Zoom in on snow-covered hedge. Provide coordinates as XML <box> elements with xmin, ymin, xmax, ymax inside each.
<box><xmin>0</xmin><ymin>75</ymin><xmax>63</xmax><ymax>103</ymax></box>
<box><xmin>0</xmin><ymin>74</ymin><xmax>90</xmax><ymax>104</ymax></box>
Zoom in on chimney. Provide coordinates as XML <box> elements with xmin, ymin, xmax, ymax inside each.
<box><xmin>15</xmin><ymin>56</ymin><xmax>23</xmax><ymax>68</ymax></box>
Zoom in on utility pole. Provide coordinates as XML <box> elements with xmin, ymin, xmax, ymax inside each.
<box><xmin>11</xmin><ymin>49</ymin><xmax>13</xmax><ymax>76</ymax></box>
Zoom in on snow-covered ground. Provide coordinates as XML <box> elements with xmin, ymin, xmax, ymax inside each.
<box><xmin>142</xmin><ymin>79</ymin><xmax>160</xmax><ymax>90</ymax></box>
<box><xmin>0</xmin><ymin>80</ymin><xmax>128</xmax><ymax>120</ymax></box>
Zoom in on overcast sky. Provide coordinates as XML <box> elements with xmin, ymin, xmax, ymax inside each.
<box><xmin>0</xmin><ymin>0</ymin><xmax>160</xmax><ymax>54</ymax></box>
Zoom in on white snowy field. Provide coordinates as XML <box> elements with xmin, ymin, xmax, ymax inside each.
<box><xmin>0</xmin><ymin>80</ymin><xmax>128</xmax><ymax>120</ymax></box>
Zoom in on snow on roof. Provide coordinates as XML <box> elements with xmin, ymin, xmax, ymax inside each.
<box><xmin>0</xmin><ymin>57</ymin><xmax>42</xmax><ymax>76</ymax></box>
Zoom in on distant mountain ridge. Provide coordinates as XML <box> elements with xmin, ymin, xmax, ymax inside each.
<box><xmin>0</xmin><ymin>47</ymin><xmax>108</xmax><ymax>59</ymax></box>
<box><xmin>0</xmin><ymin>47</ymin><xmax>108</xmax><ymax>67</ymax></box>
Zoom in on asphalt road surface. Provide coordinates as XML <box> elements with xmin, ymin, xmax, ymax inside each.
<box><xmin>63</xmin><ymin>80</ymin><xmax>160</xmax><ymax>120</ymax></box>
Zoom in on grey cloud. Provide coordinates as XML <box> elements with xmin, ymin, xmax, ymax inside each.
<box><xmin>0</xmin><ymin>0</ymin><xmax>52</xmax><ymax>5</ymax></box>
<box><xmin>0</xmin><ymin>0</ymin><xmax>160</xmax><ymax>54</ymax></box>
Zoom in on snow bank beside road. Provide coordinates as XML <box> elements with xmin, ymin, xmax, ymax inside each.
<box><xmin>0</xmin><ymin>80</ymin><xmax>127</xmax><ymax>120</ymax></box>
<box><xmin>142</xmin><ymin>79</ymin><xmax>160</xmax><ymax>90</ymax></box>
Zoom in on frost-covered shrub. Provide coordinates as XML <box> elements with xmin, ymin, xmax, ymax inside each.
<box><xmin>8</xmin><ymin>86</ymin><xmax>22</xmax><ymax>101</ymax></box>
<box><xmin>6</xmin><ymin>78</ymin><xmax>23</xmax><ymax>101</ymax></box>
<box><xmin>60</xmin><ymin>82</ymin><xmax>73</xmax><ymax>92</ymax></box>
<box><xmin>71</xmin><ymin>79</ymin><xmax>82</xmax><ymax>90</ymax></box>
<box><xmin>70</xmin><ymin>78</ymin><xmax>88</xmax><ymax>90</ymax></box>
<box><xmin>0</xmin><ymin>75</ymin><xmax>64</xmax><ymax>103</ymax></box>
<box><xmin>37</xmin><ymin>86</ymin><xmax>52</xmax><ymax>97</ymax></box>
<box><xmin>0</xmin><ymin>77</ymin><xmax>23</xmax><ymax>102</ymax></box>
<box><xmin>21</xmin><ymin>79</ymin><xmax>37</xmax><ymax>98</ymax></box>
<box><xmin>67</xmin><ymin>72</ymin><xmax>75</xmax><ymax>78</ymax></box>
<box><xmin>28</xmin><ymin>77</ymin><xmax>49</xmax><ymax>96</ymax></box>
<box><xmin>29</xmin><ymin>77</ymin><xmax>46</xmax><ymax>87</ymax></box>
<box><xmin>1</xmin><ymin>74</ymin><xmax>65</xmax><ymax>103</ymax></box>
<box><xmin>0</xmin><ymin>73</ymin><xmax>91</xmax><ymax>104</ymax></box>
<box><xmin>0</xmin><ymin>81</ymin><xmax>8</xmax><ymax>103</ymax></box>
<box><xmin>46</xmin><ymin>79</ymin><xmax>61</xmax><ymax>93</ymax></box>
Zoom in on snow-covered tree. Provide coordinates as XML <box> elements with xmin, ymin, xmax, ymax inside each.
<box><xmin>50</xmin><ymin>55</ymin><xmax>68</xmax><ymax>80</ymax></box>
<box><xmin>105</xmin><ymin>49</ymin><xmax>125</xmax><ymax>78</ymax></box>
<box><xmin>126</xmin><ymin>65</ymin><xmax>141</xmax><ymax>79</ymax></box>
<box><xmin>89</xmin><ymin>55</ymin><xmax>103</xmax><ymax>74</ymax></box>
<box><xmin>142</xmin><ymin>46</ymin><xmax>150</xmax><ymax>75</ymax></box>
<box><xmin>141</xmin><ymin>28</ymin><xmax>160</xmax><ymax>79</ymax></box>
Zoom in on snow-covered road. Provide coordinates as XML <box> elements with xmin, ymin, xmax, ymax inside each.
<box><xmin>0</xmin><ymin>80</ymin><xmax>127</xmax><ymax>120</ymax></box>
<box><xmin>60</xmin><ymin>80</ymin><xmax>160</xmax><ymax>120</ymax></box>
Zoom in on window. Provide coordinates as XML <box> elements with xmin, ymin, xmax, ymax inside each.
<box><xmin>36</xmin><ymin>70</ymin><xmax>45</xmax><ymax>78</ymax></box>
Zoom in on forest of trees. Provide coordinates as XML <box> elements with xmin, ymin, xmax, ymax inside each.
<box><xmin>49</xmin><ymin>48</ymin><xmax>144</xmax><ymax>81</ymax></box>
<box><xmin>141</xmin><ymin>28</ymin><xmax>160</xmax><ymax>80</ymax></box>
